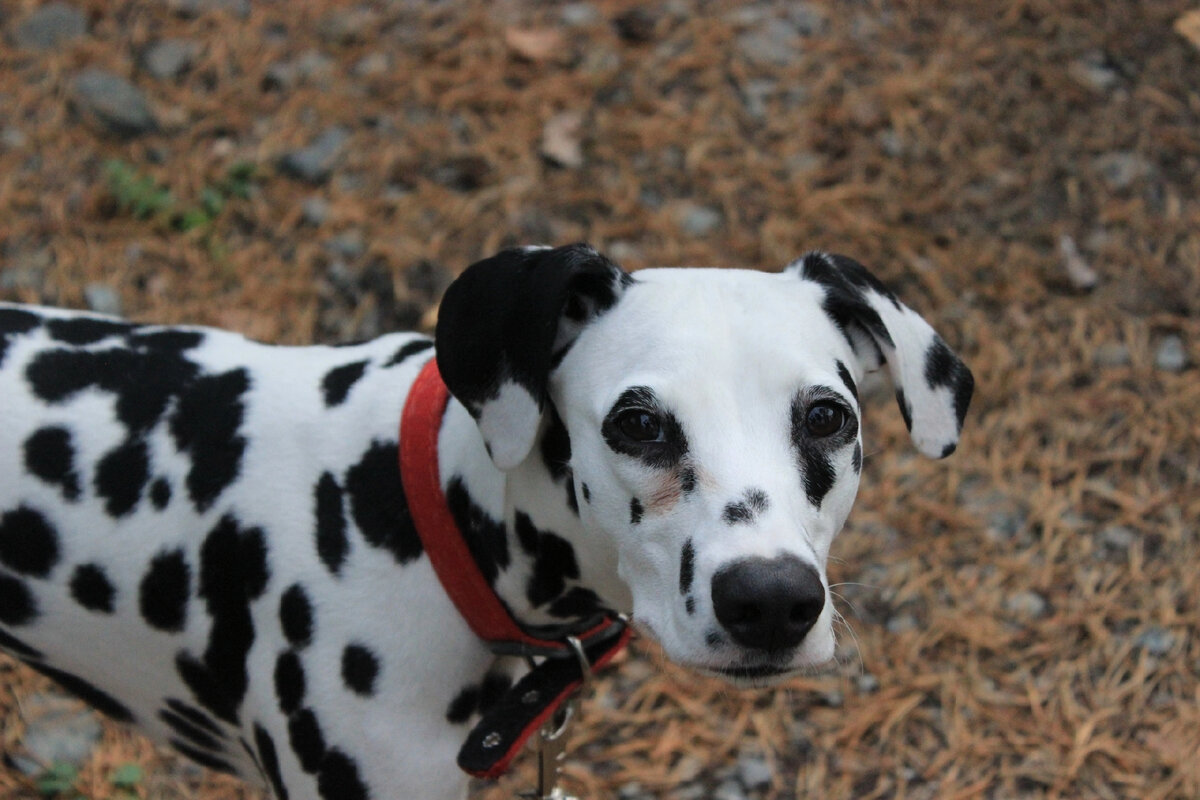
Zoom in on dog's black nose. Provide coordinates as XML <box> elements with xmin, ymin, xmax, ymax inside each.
<box><xmin>711</xmin><ymin>555</ymin><xmax>824</xmax><ymax>652</ymax></box>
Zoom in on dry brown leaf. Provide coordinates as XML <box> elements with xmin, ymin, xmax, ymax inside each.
<box><xmin>1174</xmin><ymin>9</ymin><xmax>1200</xmax><ymax>50</ymax></box>
<box><xmin>541</xmin><ymin>110</ymin><xmax>585</xmax><ymax>168</ymax></box>
<box><xmin>504</xmin><ymin>27</ymin><xmax>564</xmax><ymax>61</ymax></box>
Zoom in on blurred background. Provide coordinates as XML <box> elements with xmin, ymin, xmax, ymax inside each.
<box><xmin>1</xmin><ymin>1</ymin><xmax>1198</xmax><ymax>798</ymax></box>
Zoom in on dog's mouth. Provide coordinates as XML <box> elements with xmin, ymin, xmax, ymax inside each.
<box><xmin>690</xmin><ymin>661</ymin><xmax>804</xmax><ymax>688</ymax></box>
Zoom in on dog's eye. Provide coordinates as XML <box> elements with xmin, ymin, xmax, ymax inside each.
<box><xmin>805</xmin><ymin>402</ymin><xmax>846</xmax><ymax>437</ymax></box>
<box><xmin>616</xmin><ymin>410</ymin><xmax>664</xmax><ymax>443</ymax></box>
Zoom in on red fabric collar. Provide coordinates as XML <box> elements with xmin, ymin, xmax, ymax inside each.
<box><xmin>399</xmin><ymin>357</ymin><xmax>630</xmax><ymax>777</ymax></box>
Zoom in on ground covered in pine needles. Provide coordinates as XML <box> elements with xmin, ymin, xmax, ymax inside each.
<box><xmin>2</xmin><ymin>1</ymin><xmax>1198</xmax><ymax>798</ymax></box>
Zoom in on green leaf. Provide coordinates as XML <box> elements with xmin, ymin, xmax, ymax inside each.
<box><xmin>174</xmin><ymin>207</ymin><xmax>212</xmax><ymax>232</ymax></box>
<box><xmin>35</xmin><ymin>762</ymin><xmax>78</xmax><ymax>795</ymax></box>
<box><xmin>108</xmin><ymin>763</ymin><xmax>144</xmax><ymax>788</ymax></box>
<box><xmin>200</xmin><ymin>186</ymin><xmax>225</xmax><ymax>217</ymax></box>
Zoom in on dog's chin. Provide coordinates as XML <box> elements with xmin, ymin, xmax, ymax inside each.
<box><xmin>691</xmin><ymin>662</ymin><xmax>806</xmax><ymax>689</ymax></box>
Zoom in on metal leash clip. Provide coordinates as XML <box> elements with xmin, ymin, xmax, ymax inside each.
<box><xmin>521</xmin><ymin>636</ymin><xmax>592</xmax><ymax>800</ymax></box>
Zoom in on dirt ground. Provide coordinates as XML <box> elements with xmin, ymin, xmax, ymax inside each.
<box><xmin>2</xmin><ymin>0</ymin><xmax>1198</xmax><ymax>798</ymax></box>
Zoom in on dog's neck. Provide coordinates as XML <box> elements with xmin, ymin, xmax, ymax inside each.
<box><xmin>434</xmin><ymin>396</ymin><xmax>630</xmax><ymax>631</ymax></box>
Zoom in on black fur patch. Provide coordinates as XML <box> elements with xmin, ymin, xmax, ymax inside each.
<box><xmin>722</xmin><ymin>489</ymin><xmax>770</xmax><ymax>525</ymax></box>
<box><xmin>791</xmin><ymin>392</ymin><xmax>858</xmax><ymax>508</ymax></box>
<box><xmin>317</xmin><ymin>748</ymin><xmax>369</xmax><ymax>800</ymax></box>
<box><xmin>852</xmin><ymin>442</ymin><xmax>863</xmax><ymax>473</ymax></box>
<box><xmin>0</xmin><ymin>626</ymin><xmax>42</xmax><ymax>658</ymax></box>
<box><xmin>685</xmin><ymin>596</ymin><xmax>696</xmax><ymax>615</ymax></box>
<box><xmin>445</xmin><ymin>685</ymin><xmax>479</xmax><ymax>724</ymax></box>
<box><xmin>797</xmin><ymin>252</ymin><xmax>897</xmax><ymax>351</ymax></box>
<box><xmin>601</xmin><ymin>387</ymin><xmax>689</xmax><ymax>469</ymax></box>
<box><xmin>24</xmin><ymin>427</ymin><xmax>81</xmax><ymax>500</ymax></box>
<box><xmin>835</xmin><ymin>359</ymin><xmax>858</xmax><ymax>401</ymax></box>
<box><xmin>160</xmin><ymin>707</ymin><xmax>224</xmax><ymax>752</ymax></box>
<box><xmin>445</xmin><ymin>476</ymin><xmax>509</xmax><ymax>584</ymax></box>
<box><xmin>679</xmin><ymin>465</ymin><xmax>697</xmax><ymax>494</ymax></box>
<box><xmin>46</xmin><ymin>317</ymin><xmax>133</xmax><ymax>345</ymax></box>
<box><xmin>0</xmin><ymin>307</ymin><xmax>42</xmax><ymax>368</ymax></box>
<box><xmin>478</xmin><ymin>670</ymin><xmax>513</xmax><ymax>713</ymax></box>
<box><xmin>288</xmin><ymin>708</ymin><xmax>326</xmax><ymax>773</ymax></box>
<box><xmin>95</xmin><ymin>437</ymin><xmax>150</xmax><ymax>517</ymax></box>
<box><xmin>0</xmin><ymin>506</ymin><xmax>59</xmax><ymax>577</ymax></box>
<box><xmin>0</xmin><ymin>574</ymin><xmax>37</xmax><ymax>625</ymax></box>
<box><xmin>23</xmin><ymin>661</ymin><xmax>134</xmax><ymax>722</ymax></box>
<box><xmin>322</xmin><ymin>360</ymin><xmax>369</xmax><ymax>407</ymax></box>
<box><xmin>581</xmin><ymin>483</ymin><xmax>591</xmax><ymax>503</ymax></box>
<box><xmin>340</xmin><ymin>644</ymin><xmax>379</xmax><ymax>697</ymax></box>
<box><xmin>540</xmin><ymin>404</ymin><xmax>579</xmax><ymax>515</ymax></box>
<box><xmin>275</xmin><ymin>651</ymin><xmax>306</xmax><ymax>714</ymax></box>
<box><xmin>171</xmin><ymin>738</ymin><xmax>236</xmax><ymax>774</ymax></box>
<box><xmin>254</xmin><ymin>724</ymin><xmax>290</xmax><ymax>800</ymax></box>
<box><xmin>175</xmin><ymin>515</ymin><xmax>269</xmax><ymax>724</ymax></box>
<box><xmin>514</xmin><ymin>512</ymin><xmax>580</xmax><ymax>608</ymax></box>
<box><xmin>547</xmin><ymin>586</ymin><xmax>606</xmax><ymax>619</ymax></box>
<box><xmin>383</xmin><ymin>339</ymin><xmax>433</xmax><ymax>367</ymax></box>
<box><xmin>140</xmin><ymin>549</ymin><xmax>191</xmax><ymax>632</ymax></box>
<box><xmin>314</xmin><ymin>472</ymin><xmax>348</xmax><ymax>576</ymax></box>
<box><xmin>170</xmin><ymin>369</ymin><xmax>250</xmax><ymax>512</ymax></box>
<box><xmin>679</xmin><ymin>539</ymin><xmax>695</xmax><ymax>596</ymax></box>
<box><xmin>896</xmin><ymin>388</ymin><xmax>913</xmax><ymax>432</ymax></box>
<box><xmin>924</xmin><ymin>336</ymin><xmax>974</xmax><ymax>431</ymax></box>
<box><xmin>629</xmin><ymin>497</ymin><xmax>643</xmax><ymax>525</ymax></box>
<box><xmin>150</xmin><ymin>477</ymin><xmax>172</xmax><ymax>510</ymax></box>
<box><xmin>280</xmin><ymin>584</ymin><xmax>315</xmax><ymax>649</ymax></box>
<box><xmin>70</xmin><ymin>563</ymin><xmax>115</xmax><ymax>613</ymax></box>
<box><xmin>940</xmin><ymin>442</ymin><xmax>957</xmax><ymax>458</ymax></box>
<box><xmin>164</xmin><ymin>698</ymin><xmax>223</xmax><ymax>737</ymax></box>
<box><xmin>345</xmin><ymin>440</ymin><xmax>423</xmax><ymax>565</ymax></box>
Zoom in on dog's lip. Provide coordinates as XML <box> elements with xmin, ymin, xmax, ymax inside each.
<box><xmin>687</xmin><ymin>661</ymin><xmax>803</xmax><ymax>687</ymax></box>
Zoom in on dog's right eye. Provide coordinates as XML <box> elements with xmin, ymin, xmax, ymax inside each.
<box><xmin>615</xmin><ymin>409</ymin><xmax>664</xmax><ymax>443</ymax></box>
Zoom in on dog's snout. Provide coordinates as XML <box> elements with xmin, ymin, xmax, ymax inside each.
<box><xmin>711</xmin><ymin>555</ymin><xmax>824</xmax><ymax>652</ymax></box>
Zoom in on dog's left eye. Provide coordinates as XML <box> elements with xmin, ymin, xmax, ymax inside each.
<box><xmin>615</xmin><ymin>409</ymin><xmax>664</xmax><ymax>443</ymax></box>
<box><xmin>805</xmin><ymin>402</ymin><xmax>846</xmax><ymax>437</ymax></box>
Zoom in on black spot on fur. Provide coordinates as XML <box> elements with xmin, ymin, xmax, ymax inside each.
<box><xmin>940</xmin><ymin>442</ymin><xmax>957</xmax><ymax>458</ymax></box>
<box><xmin>70</xmin><ymin>564</ymin><xmax>116</xmax><ymax>613</ymax></box>
<box><xmin>322</xmin><ymin>360</ymin><xmax>369</xmax><ymax>407</ymax></box>
<box><xmin>24</xmin><ymin>427</ymin><xmax>81</xmax><ymax>501</ymax></box>
<box><xmin>722</xmin><ymin>501</ymin><xmax>752</xmax><ymax>525</ymax></box>
<box><xmin>170</xmin><ymin>369</ymin><xmax>249</xmax><ymax>512</ymax></box>
<box><xmin>383</xmin><ymin>338</ymin><xmax>433</xmax><ymax>367</ymax></box>
<box><xmin>128</xmin><ymin>328</ymin><xmax>206</xmax><ymax>353</ymax></box>
<box><xmin>679</xmin><ymin>539</ymin><xmax>695</xmax><ymax>596</ymax></box>
<box><xmin>547</xmin><ymin>586</ymin><xmax>606</xmax><ymax>619</ymax></box>
<box><xmin>0</xmin><ymin>307</ymin><xmax>42</xmax><ymax>368</ymax></box>
<box><xmin>445</xmin><ymin>476</ymin><xmax>508</xmax><ymax>585</ymax></box>
<box><xmin>341</xmin><ymin>644</ymin><xmax>379</xmax><ymax>697</ymax></box>
<box><xmin>835</xmin><ymin>360</ymin><xmax>858</xmax><ymax>401</ymax></box>
<box><xmin>176</xmin><ymin>515</ymin><xmax>269</xmax><ymax>724</ymax></box>
<box><xmin>791</xmin><ymin>393</ymin><xmax>858</xmax><ymax>508</ymax></box>
<box><xmin>314</xmin><ymin>472</ymin><xmax>348</xmax><ymax>576</ymax></box>
<box><xmin>140</xmin><ymin>549</ymin><xmax>190</xmax><ymax>632</ymax></box>
<box><xmin>514</xmin><ymin>512</ymin><xmax>580</xmax><ymax>608</ymax></box>
<box><xmin>46</xmin><ymin>317</ymin><xmax>133</xmax><ymax>345</ymax></box>
<box><xmin>150</xmin><ymin>477</ymin><xmax>172</xmax><ymax>510</ymax></box>
<box><xmin>254</xmin><ymin>724</ymin><xmax>289</xmax><ymax>800</ymax></box>
<box><xmin>0</xmin><ymin>506</ymin><xmax>59</xmax><ymax>577</ymax></box>
<box><xmin>541</xmin><ymin>404</ymin><xmax>579</xmax><ymax>516</ymax></box>
<box><xmin>0</xmin><ymin>574</ymin><xmax>37</xmax><ymax>625</ymax></box>
<box><xmin>318</xmin><ymin>748</ymin><xmax>369</xmax><ymax>800</ymax></box>
<box><xmin>798</xmin><ymin>252</ymin><xmax>899</xmax><ymax>346</ymax></box>
<box><xmin>581</xmin><ymin>483</ymin><xmax>591</xmax><ymax>503</ymax></box>
<box><xmin>345</xmin><ymin>441</ymin><xmax>422</xmax><ymax>565</ymax></box>
<box><xmin>275</xmin><ymin>651</ymin><xmax>306</xmax><ymax>714</ymax></box>
<box><xmin>171</xmin><ymin>738</ymin><xmax>236</xmax><ymax>774</ymax></box>
<box><xmin>95</xmin><ymin>437</ymin><xmax>150</xmax><ymax>517</ymax></box>
<box><xmin>280</xmin><ymin>584</ymin><xmax>315</xmax><ymax>649</ymax></box>
<box><xmin>704</xmin><ymin>630</ymin><xmax>723</xmax><ymax>647</ymax></box>
<box><xmin>679</xmin><ymin>466</ymin><xmax>697</xmax><ymax>494</ymax></box>
<box><xmin>629</xmin><ymin>497</ymin><xmax>643</xmax><ymax>525</ymax></box>
<box><xmin>896</xmin><ymin>388</ymin><xmax>913</xmax><ymax>432</ymax></box>
<box><xmin>602</xmin><ymin>387</ymin><xmax>689</xmax><ymax>469</ymax></box>
<box><xmin>445</xmin><ymin>685</ymin><xmax>479</xmax><ymax>724</ymax></box>
<box><xmin>853</xmin><ymin>442</ymin><xmax>863</xmax><ymax>473</ymax></box>
<box><xmin>924</xmin><ymin>336</ymin><xmax>974</xmax><ymax>431</ymax></box>
<box><xmin>164</xmin><ymin>698</ymin><xmax>223</xmax><ymax>737</ymax></box>
<box><xmin>478</xmin><ymin>671</ymin><xmax>513</xmax><ymax>713</ymax></box>
<box><xmin>685</xmin><ymin>596</ymin><xmax>696</xmax><ymax>615</ymax></box>
<box><xmin>0</xmin><ymin>626</ymin><xmax>42</xmax><ymax>658</ymax></box>
<box><xmin>159</xmin><ymin>707</ymin><xmax>225</xmax><ymax>752</ymax></box>
<box><xmin>23</xmin><ymin>661</ymin><xmax>134</xmax><ymax>721</ymax></box>
<box><xmin>288</xmin><ymin>709</ymin><xmax>326</xmax><ymax>773</ymax></box>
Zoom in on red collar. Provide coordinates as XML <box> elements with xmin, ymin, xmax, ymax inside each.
<box><xmin>400</xmin><ymin>357</ymin><xmax>630</xmax><ymax>778</ymax></box>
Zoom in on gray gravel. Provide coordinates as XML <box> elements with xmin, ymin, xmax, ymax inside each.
<box><xmin>1154</xmin><ymin>335</ymin><xmax>1186</xmax><ymax>372</ymax></box>
<box><xmin>677</xmin><ymin>203</ymin><xmax>723</xmax><ymax>236</ymax></box>
<box><xmin>71</xmin><ymin>69</ymin><xmax>157</xmax><ymax>137</ymax></box>
<box><xmin>142</xmin><ymin>39</ymin><xmax>200</xmax><ymax>80</ymax></box>
<box><xmin>12</xmin><ymin>2</ymin><xmax>87</xmax><ymax>51</ymax></box>
<box><xmin>279</xmin><ymin>126</ymin><xmax>351</xmax><ymax>184</ymax></box>
<box><xmin>10</xmin><ymin>692</ymin><xmax>102</xmax><ymax>776</ymax></box>
<box><xmin>735</xmin><ymin>18</ymin><xmax>801</xmax><ymax>67</ymax></box>
<box><xmin>84</xmin><ymin>283</ymin><xmax>123</xmax><ymax>316</ymax></box>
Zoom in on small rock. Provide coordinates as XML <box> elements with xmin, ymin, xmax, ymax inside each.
<box><xmin>856</xmin><ymin>673</ymin><xmax>880</xmax><ymax>693</ymax></box>
<box><xmin>317</xmin><ymin>8</ymin><xmax>376</xmax><ymax>45</ymax></box>
<box><xmin>166</xmin><ymin>0</ymin><xmax>250</xmax><ymax>19</ymax></box>
<box><xmin>10</xmin><ymin>692</ymin><xmax>102</xmax><ymax>776</ymax></box>
<box><xmin>352</xmin><ymin>52</ymin><xmax>389</xmax><ymax>78</ymax></box>
<box><xmin>83</xmin><ymin>284</ymin><xmax>122</xmax><ymax>316</ymax></box>
<box><xmin>279</xmin><ymin>126</ymin><xmax>350</xmax><ymax>184</ymax></box>
<box><xmin>713</xmin><ymin>779</ymin><xmax>748</xmax><ymax>800</ymax></box>
<box><xmin>301</xmin><ymin>196</ymin><xmax>330</xmax><ymax>226</ymax></box>
<box><xmin>613</xmin><ymin>8</ymin><xmax>658</xmax><ymax>43</ymax></box>
<box><xmin>1068</xmin><ymin>52</ymin><xmax>1120</xmax><ymax>92</ymax></box>
<box><xmin>1005</xmin><ymin>591</ymin><xmax>1048</xmax><ymax>619</ymax></box>
<box><xmin>737</xmin><ymin>19</ymin><xmax>801</xmax><ymax>67</ymax></box>
<box><xmin>1058</xmin><ymin>234</ymin><xmax>1099</xmax><ymax>291</ymax></box>
<box><xmin>1100</xmin><ymin>525</ymin><xmax>1136</xmax><ymax>550</ymax></box>
<box><xmin>1154</xmin><ymin>335</ymin><xmax>1187</xmax><ymax>372</ymax></box>
<box><xmin>71</xmin><ymin>69</ymin><xmax>157</xmax><ymax>137</ymax></box>
<box><xmin>1093</xmin><ymin>342</ymin><xmax>1131</xmax><ymax>368</ymax></box>
<box><xmin>737</xmin><ymin>755</ymin><xmax>773</xmax><ymax>790</ymax></box>
<box><xmin>677</xmin><ymin>203</ymin><xmax>722</xmax><ymax>236</ymax></box>
<box><xmin>13</xmin><ymin>2</ymin><xmax>87</xmax><ymax>51</ymax></box>
<box><xmin>142</xmin><ymin>39</ymin><xmax>200</xmax><ymax>80</ymax></box>
<box><xmin>1095</xmin><ymin>151</ymin><xmax>1152</xmax><ymax>191</ymax></box>
<box><xmin>1137</xmin><ymin>626</ymin><xmax>1175</xmax><ymax>656</ymax></box>
<box><xmin>738</xmin><ymin>78</ymin><xmax>776</xmax><ymax>120</ymax></box>
<box><xmin>886</xmin><ymin>614</ymin><xmax>918</xmax><ymax>634</ymax></box>
<box><xmin>561</xmin><ymin>3</ymin><xmax>601</xmax><ymax>26</ymax></box>
<box><xmin>1</xmin><ymin>127</ymin><xmax>28</xmax><ymax>149</ymax></box>
<box><xmin>264</xmin><ymin>50</ymin><xmax>335</xmax><ymax>91</ymax></box>
<box><xmin>788</xmin><ymin>3</ymin><xmax>829</xmax><ymax>36</ymax></box>
<box><xmin>819</xmin><ymin>688</ymin><xmax>845</xmax><ymax>708</ymax></box>
<box><xmin>324</xmin><ymin>230</ymin><xmax>366</xmax><ymax>261</ymax></box>
<box><xmin>541</xmin><ymin>111</ymin><xmax>585</xmax><ymax>168</ymax></box>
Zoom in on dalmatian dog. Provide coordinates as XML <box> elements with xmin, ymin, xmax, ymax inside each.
<box><xmin>0</xmin><ymin>244</ymin><xmax>972</xmax><ymax>800</ymax></box>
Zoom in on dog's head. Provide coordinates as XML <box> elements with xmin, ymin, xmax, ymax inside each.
<box><xmin>436</xmin><ymin>244</ymin><xmax>973</xmax><ymax>686</ymax></box>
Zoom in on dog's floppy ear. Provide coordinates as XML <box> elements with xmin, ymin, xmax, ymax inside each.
<box><xmin>788</xmin><ymin>252</ymin><xmax>974</xmax><ymax>459</ymax></box>
<box><xmin>436</xmin><ymin>244</ymin><xmax>631</xmax><ymax>469</ymax></box>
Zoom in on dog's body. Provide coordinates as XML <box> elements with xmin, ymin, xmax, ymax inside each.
<box><xmin>0</xmin><ymin>245</ymin><xmax>972</xmax><ymax>800</ymax></box>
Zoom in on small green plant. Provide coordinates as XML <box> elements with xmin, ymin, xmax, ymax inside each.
<box><xmin>34</xmin><ymin>762</ymin><xmax>81</xmax><ymax>798</ymax></box>
<box><xmin>108</xmin><ymin>763</ymin><xmax>144</xmax><ymax>799</ymax></box>
<box><xmin>103</xmin><ymin>160</ymin><xmax>173</xmax><ymax>220</ymax></box>
<box><xmin>102</xmin><ymin>159</ymin><xmax>258</xmax><ymax>234</ymax></box>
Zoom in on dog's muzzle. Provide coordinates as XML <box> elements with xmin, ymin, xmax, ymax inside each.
<box><xmin>711</xmin><ymin>554</ymin><xmax>825</xmax><ymax>653</ymax></box>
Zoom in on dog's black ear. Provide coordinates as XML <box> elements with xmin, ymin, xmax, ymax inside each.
<box><xmin>436</xmin><ymin>244</ymin><xmax>631</xmax><ymax>469</ymax></box>
<box><xmin>788</xmin><ymin>252</ymin><xmax>974</xmax><ymax>459</ymax></box>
